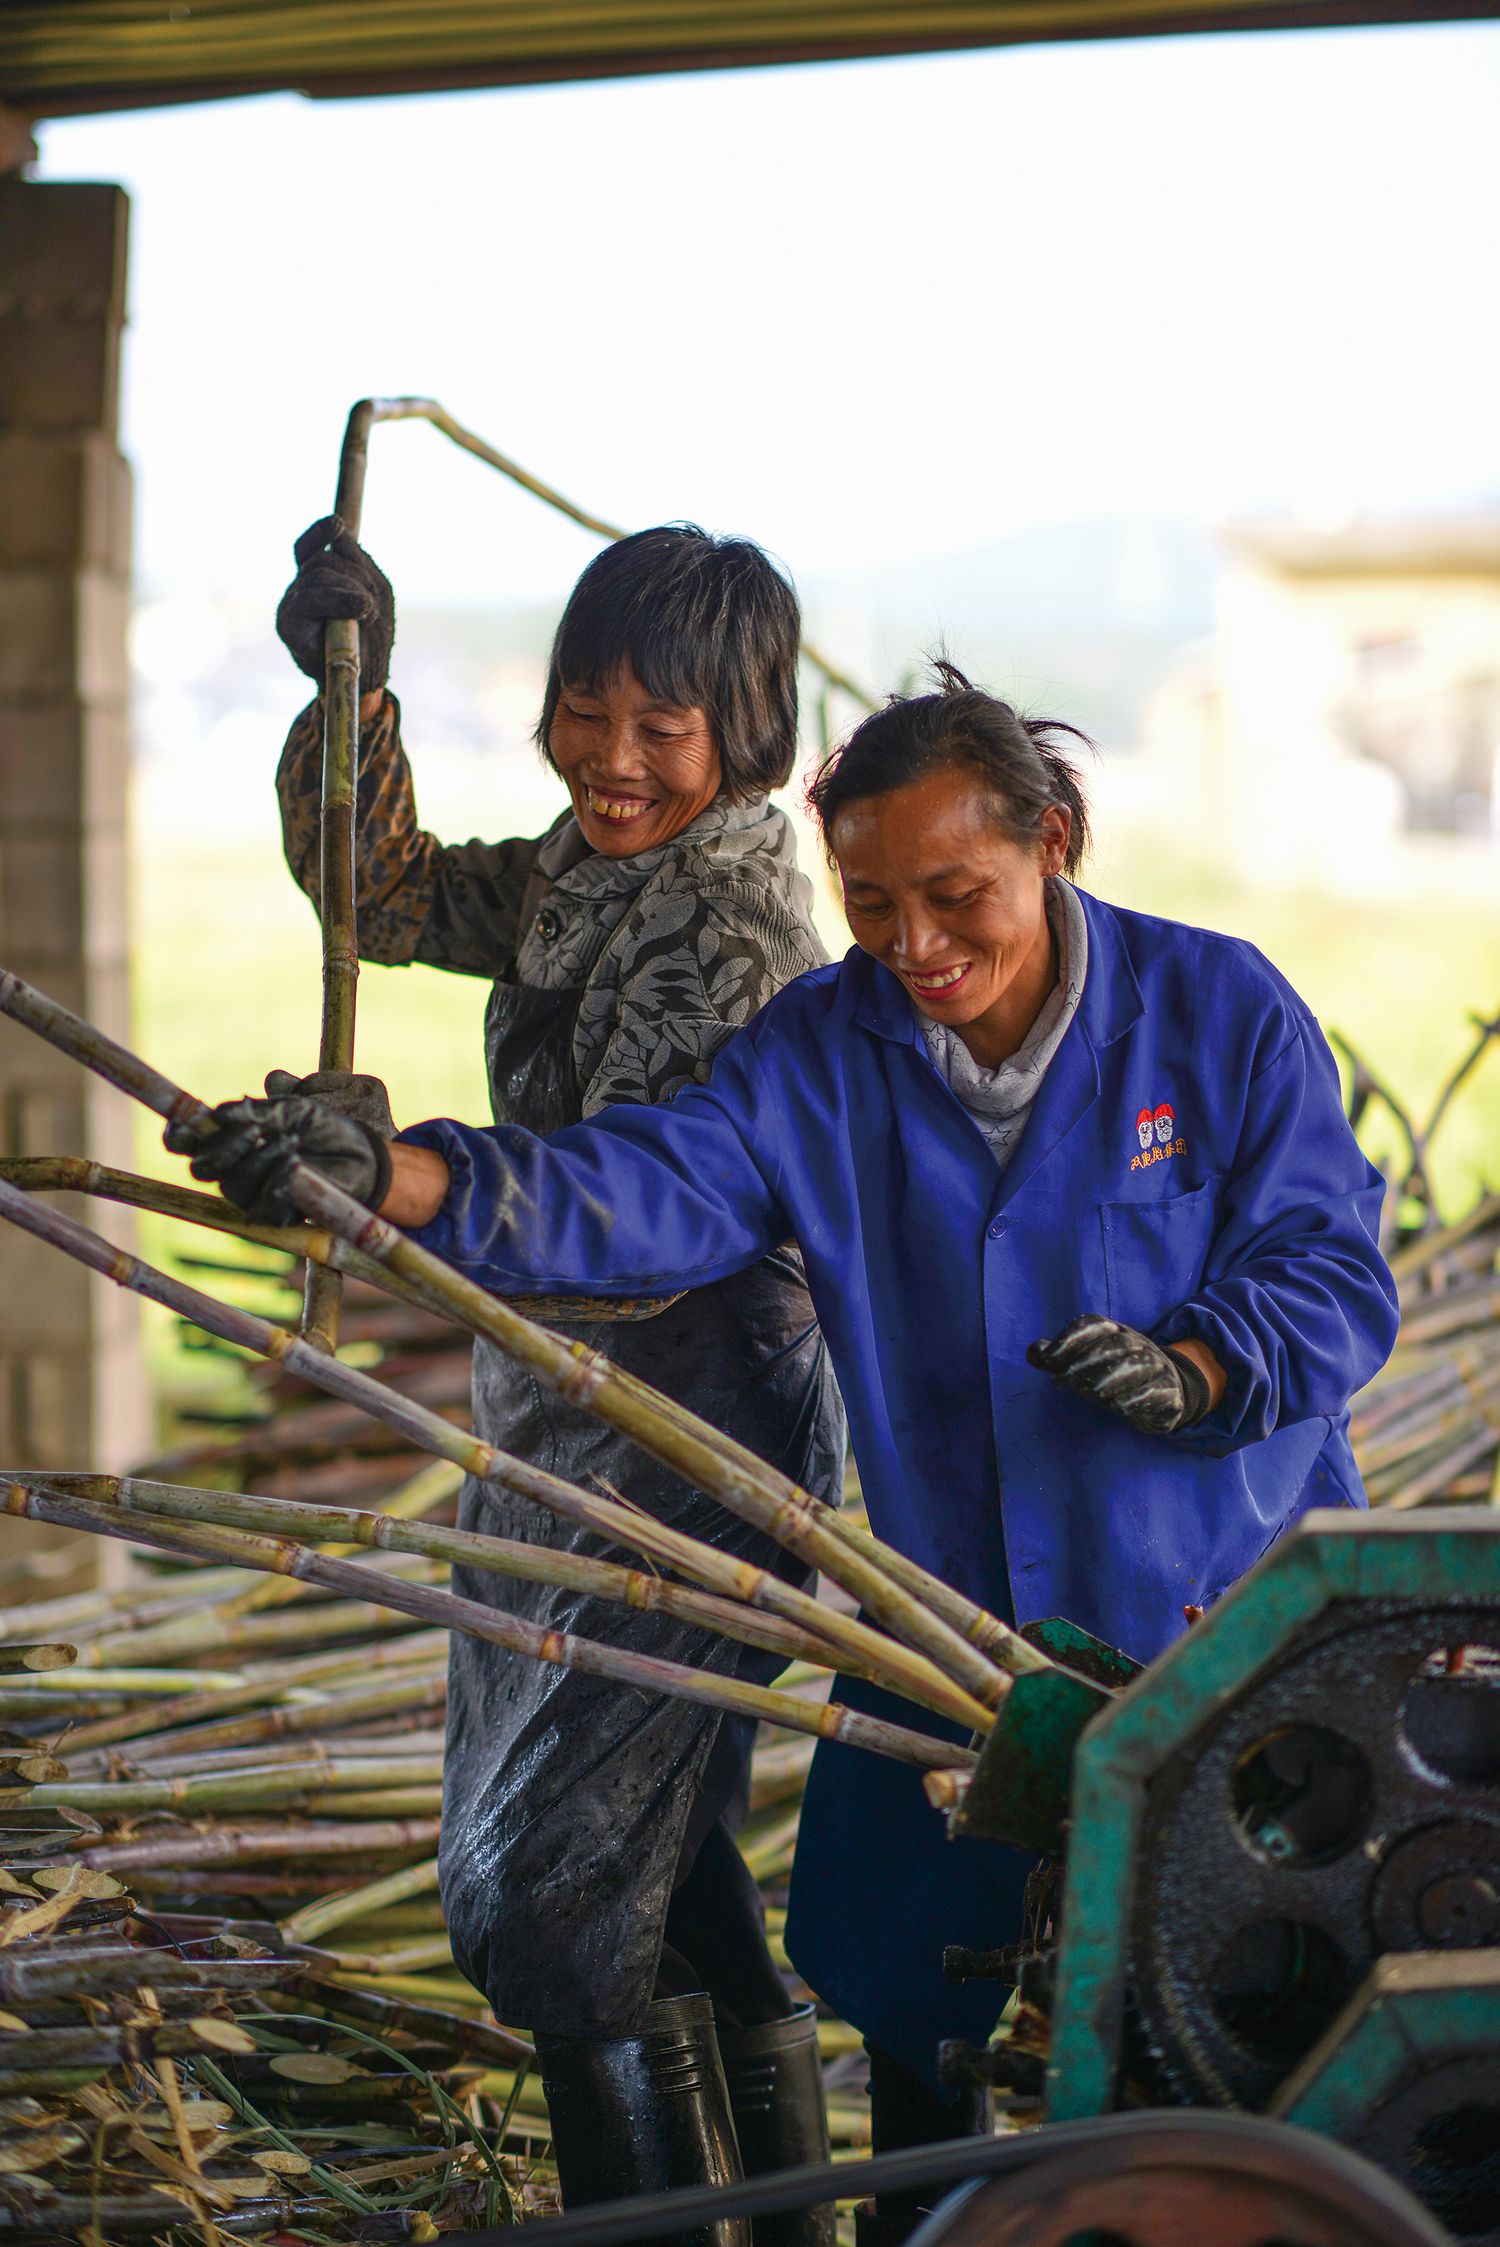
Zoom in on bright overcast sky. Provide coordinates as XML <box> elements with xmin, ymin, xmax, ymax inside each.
<box><xmin>36</xmin><ymin>20</ymin><xmax>1500</xmax><ymax>611</ymax></box>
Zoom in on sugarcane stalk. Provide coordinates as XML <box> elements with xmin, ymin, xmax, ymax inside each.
<box><xmin>3</xmin><ymin>1481</ymin><xmax>975</xmax><ymax>1775</ymax></box>
<box><xmin>280</xmin><ymin>1857</ymin><xmax>440</xmax><ymax>1948</ymax></box>
<box><xmin>1403</xmin><ymin>1207</ymin><xmax>1500</xmax><ymax>1279</ymax></box>
<box><xmin>320</xmin><ymin>1934</ymin><xmax>454</xmax><ymax>1974</ymax></box>
<box><xmin>76</xmin><ymin>1581</ymin><xmax>434</xmax><ymax>1672</ymax></box>
<box><xmin>128</xmin><ymin>1733</ymin><xmax>442</xmax><ymax>1778</ymax></box>
<box><xmin>307</xmin><ymin>1177</ymin><xmax>1033</xmax><ymax>1699</ymax></box>
<box><xmin>315</xmin><ymin>1967</ymin><xmax>485</xmax><ymax>2011</ymax></box>
<box><xmin>0</xmin><ymin>2023</ymin><xmax>256</xmax><ymax>2071</ymax></box>
<box><xmin>2</xmin><ymin>1183</ymin><xmax>982</xmax><ymax>1703</ymax></box>
<box><xmin>0</xmin><ymin>1947</ymin><xmax>298</xmax><ymax>2002</ymax></box>
<box><xmin>1383</xmin><ymin>1425</ymin><xmax>1498</xmax><ymax>1509</ymax></box>
<box><xmin>0</xmin><ymin>969</ymin><xmax>1037</xmax><ymax>1704</ymax></box>
<box><xmin>922</xmin><ymin>1769</ymin><xmax>972</xmax><ymax>1813</ymax></box>
<box><xmin>297</xmin><ymin>410</ymin><xmax>373</xmax><ymax>1358</ymax></box>
<box><xmin>0</xmin><ymin>1196</ymin><xmax>1011</xmax><ymax>1722</ymax></box>
<box><xmin>0</xmin><ymin>1153</ymin><xmax>451</xmax><ymax>1320</ymax></box>
<box><xmin>0</xmin><ymin>1666</ymin><xmax>247</xmax><ymax>1696</ymax></box>
<box><xmin>0</xmin><ymin>1693</ymin><xmax>126</xmax><ymax>1724</ymax></box>
<box><xmin>17</xmin><ymin>1757</ymin><xmax>445</xmax><ymax>1815</ymax></box>
<box><xmin>0</xmin><ymin>1565</ymin><xmax>278</xmax><ymax>1648</ymax></box>
<box><xmin>62</xmin><ymin>1631</ymin><xmax>447</xmax><ymax>1753</ymax></box>
<box><xmin>0</xmin><ymin>1218</ymin><xmax>992</xmax><ymax>1740</ymax></box>
<box><xmin>115</xmin><ymin>1674</ymin><xmax>445</xmax><ymax>1766</ymax></box>
<box><xmin>75</xmin><ymin>1820</ymin><xmax>439</xmax><ymax>1877</ymax></box>
<box><xmin>0</xmin><ymin>1645</ymin><xmax>75</xmax><ymax>1673</ymax></box>
<box><xmin>24</xmin><ymin>1470</ymin><xmax>952</xmax><ymax>1708</ymax></box>
<box><xmin>1396</xmin><ymin>1279</ymin><xmax>1500</xmax><ymax>1345</ymax></box>
<box><xmin>332</xmin><ymin>1902</ymin><xmax>448</xmax><ymax>1934</ymax></box>
<box><xmin>272</xmin><ymin>1979</ymin><xmax>533</xmax><ymax>2067</ymax></box>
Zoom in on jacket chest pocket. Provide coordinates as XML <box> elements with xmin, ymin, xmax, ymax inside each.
<box><xmin>1100</xmin><ymin>1180</ymin><xmax>1220</xmax><ymax>1333</ymax></box>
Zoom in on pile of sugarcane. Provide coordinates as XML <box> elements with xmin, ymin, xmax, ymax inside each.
<box><xmin>0</xmin><ymin>1623</ymin><xmax>533</xmax><ymax>2241</ymax></box>
<box><xmin>0</xmin><ymin>1556</ymin><xmax>873</xmax><ymax>2241</ymax></box>
<box><xmin>1350</xmin><ymin>1193</ymin><xmax>1500</xmax><ymax>1509</ymax></box>
<box><xmin>1336</xmin><ymin>1011</ymin><xmax>1500</xmax><ymax>1511</ymax></box>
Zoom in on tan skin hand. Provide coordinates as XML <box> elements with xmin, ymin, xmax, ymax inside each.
<box><xmin>1166</xmin><ymin>1334</ymin><xmax>1227</xmax><ymax>1409</ymax></box>
<box><xmin>831</xmin><ymin>764</ymin><xmax>1226</xmax><ymax>1409</ymax></box>
<box><xmin>380</xmin><ymin>1141</ymin><xmax>452</xmax><ymax>1228</ymax></box>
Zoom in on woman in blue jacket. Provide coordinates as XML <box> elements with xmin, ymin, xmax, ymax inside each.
<box><xmin>184</xmin><ymin>667</ymin><xmax>1398</xmax><ymax>2239</ymax></box>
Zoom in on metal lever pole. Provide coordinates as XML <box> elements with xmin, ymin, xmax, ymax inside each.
<box><xmin>301</xmin><ymin>401</ymin><xmax>381</xmax><ymax>1351</ymax></box>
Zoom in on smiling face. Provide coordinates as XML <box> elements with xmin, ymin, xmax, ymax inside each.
<box><xmin>546</xmin><ymin>663</ymin><xmax>722</xmax><ymax>857</ymax></box>
<box><xmin>831</xmin><ymin>764</ymin><xmax>1071</xmax><ymax>1070</ymax></box>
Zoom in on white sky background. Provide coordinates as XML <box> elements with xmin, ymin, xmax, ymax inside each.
<box><xmin>35</xmin><ymin>20</ymin><xmax>1500</xmax><ymax>615</ymax></box>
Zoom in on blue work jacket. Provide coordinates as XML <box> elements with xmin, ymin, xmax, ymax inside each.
<box><xmin>402</xmin><ymin>888</ymin><xmax>1398</xmax><ymax>2076</ymax></box>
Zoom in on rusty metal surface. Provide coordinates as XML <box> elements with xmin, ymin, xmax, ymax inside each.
<box><xmin>950</xmin><ymin>1665</ymin><xmax>1110</xmax><ymax>1855</ymax></box>
<box><xmin>910</xmin><ymin>2115</ymin><xmax>1449</xmax><ymax>2247</ymax></box>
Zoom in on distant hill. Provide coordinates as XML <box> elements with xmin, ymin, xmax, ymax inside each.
<box><xmin>805</xmin><ymin>514</ymin><xmax>1217</xmax><ymax>745</ymax></box>
<box><xmin>158</xmin><ymin>517</ymin><xmax>1216</xmax><ymax>775</ymax></box>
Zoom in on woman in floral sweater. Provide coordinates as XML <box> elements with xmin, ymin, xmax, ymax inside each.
<box><xmin>273</xmin><ymin>521</ymin><xmax>843</xmax><ymax>2244</ymax></box>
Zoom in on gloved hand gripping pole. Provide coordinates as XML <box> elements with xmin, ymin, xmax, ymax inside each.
<box><xmin>302</xmin><ymin>403</ymin><xmax>372</xmax><ymax>1350</ymax></box>
<box><xmin>301</xmin><ymin>395</ymin><xmax>878</xmax><ymax>1354</ymax></box>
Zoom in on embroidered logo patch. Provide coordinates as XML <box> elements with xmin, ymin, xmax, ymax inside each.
<box><xmin>1131</xmin><ymin>1100</ymin><xmax>1187</xmax><ymax>1171</ymax></box>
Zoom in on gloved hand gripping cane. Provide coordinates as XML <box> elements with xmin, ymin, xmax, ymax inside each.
<box><xmin>277</xmin><ymin>391</ymin><xmax>879</xmax><ymax>1353</ymax></box>
<box><xmin>0</xmin><ymin>967</ymin><xmax>1062</xmax><ymax>1735</ymax></box>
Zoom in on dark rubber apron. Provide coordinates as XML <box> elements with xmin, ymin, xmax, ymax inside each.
<box><xmin>439</xmin><ymin>973</ymin><xmax>845</xmax><ymax>2038</ymax></box>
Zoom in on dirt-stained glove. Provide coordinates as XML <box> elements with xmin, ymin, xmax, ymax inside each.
<box><xmin>275</xmin><ymin>515</ymin><xmax>395</xmax><ymax>690</ymax></box>
<box><xmin>164</xmin><ymin>1097</ymin><xmax>392</xmax><ymax>1228</ymax></box>
<box><xmin>263</xmin><ymin>1069</ymin><xmax>396</xmax><ymax>1140</ymax></box>
<box><xmin>1027</xmin><ymin>1314</ymin><xmax>1212</xmax><ymax>1434</ymax></box>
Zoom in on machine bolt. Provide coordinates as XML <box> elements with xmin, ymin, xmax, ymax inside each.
<box><xmin>938</xmin><ymin>2038</ymin><xmax>1047</xmax><ymax>2095</ymax></box>
<box><xmin>1417</xmin><ymin>1873</ymin><xmax>1500</xmax><ymax>1944</ymax></box>
<box><xmin>942</xmin><ymin>1943</ymin><xmax>1026</xmax><ymax>1985</ymax></box>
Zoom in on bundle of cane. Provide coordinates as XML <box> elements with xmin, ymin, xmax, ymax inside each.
<box><xmin>1351</xmin><ymin>1192</ymin><xmax>1500</xmax><ymax>1510</ymax></box>
<box><xmin>0</xmin><ymin>1581</ymin><xmax>872</xmax><ymax>2192</ymax></box>
<box><xmin>0</xmin><ymin>1631</ymin><xmax>541</xmax><ymax>2240</ymax></box>
<box><xmin>0</xmin><ymin>968</ymin><xmax>1062</xmax><ymax>1736</ymax></box>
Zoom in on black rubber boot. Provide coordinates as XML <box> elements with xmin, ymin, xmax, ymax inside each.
<box><xmin>718</xmin><ymin>2003</ymin><xmax>835</xmax><ymax>2247</ymax></box>
<box><xmin>853</xmin><ymin>2210</ymin><xmax>925</xmax><ymax>2247</ymax></box>
<box><xmin>537</xmin><ymin>1993</ymin><xmax>750</xmax><ymax>2247</ymax></box>
<box><xmin>854</xmin><ymin>2041</ymin><xmax>992</xmax><ymax>2246</ymax></box>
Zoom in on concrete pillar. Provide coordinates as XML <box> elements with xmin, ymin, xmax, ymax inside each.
<box><xmin>0</xmin><ymin>179</ymin><xmax>147</xmax><ymax>1595</ymax></box>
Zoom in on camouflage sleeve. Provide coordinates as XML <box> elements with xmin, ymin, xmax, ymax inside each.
<box><xmin>577</xmin><ymin>876</ymin><xmax>823</xmax><ymax>1115</ymax></box>
<box><xmin>275</xmin><ymin>693</ymin><xmax>539</xmax><ymax>976</ymax></box>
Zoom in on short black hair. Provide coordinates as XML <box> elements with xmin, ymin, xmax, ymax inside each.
<box><xmin>807</xmin><ymin>661</ymin><xmax>1092</xmax><ymax>873</ymax></box>
<box><xmin>537</xmin><ymin>525</ymin><xmax>800</xmax><ymax>802</ymax></box>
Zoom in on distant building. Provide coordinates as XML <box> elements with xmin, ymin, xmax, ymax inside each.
<box><xmin>1142</xmin><ymin>516</ymin><xmax>1500</xmax><ymax>883</ymax></box>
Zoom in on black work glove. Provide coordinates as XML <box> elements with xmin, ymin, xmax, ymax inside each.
<box><xmin>1027</xmin><ymin>1314</ymin><xmax>1213</xmax><ymax>1434</ymax></box>
<box><xmin>275</xmin><ymin>515</ymin><xmax>395</xmax><ymax>690</ymax></box>
<box><xmin>263</xmin><ymin>1068</ymin><xmax>396</xmax><ymax>1140</ymax></box>
<box><xmin>164</xmin><ymin>1097</ymin><xmax>392</xmax><ymax>1228</ymax></box>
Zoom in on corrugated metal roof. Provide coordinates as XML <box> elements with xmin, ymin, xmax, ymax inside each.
<box><xmin>3</xmin><ymin>0</ymin><xmax>1495</xmax><ymax>117</ymax></box>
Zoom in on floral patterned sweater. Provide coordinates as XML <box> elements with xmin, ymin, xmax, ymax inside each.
<box><xmin>276</xmin><ymin>693</ymin><xmax>829</xmax><ymax>1117</ymax></box>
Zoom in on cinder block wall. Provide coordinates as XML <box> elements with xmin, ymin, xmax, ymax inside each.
<box><xmin>0</xmin><ymin>181</ymin><xmax>148</xmax><ymax>1592</ymax></box>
